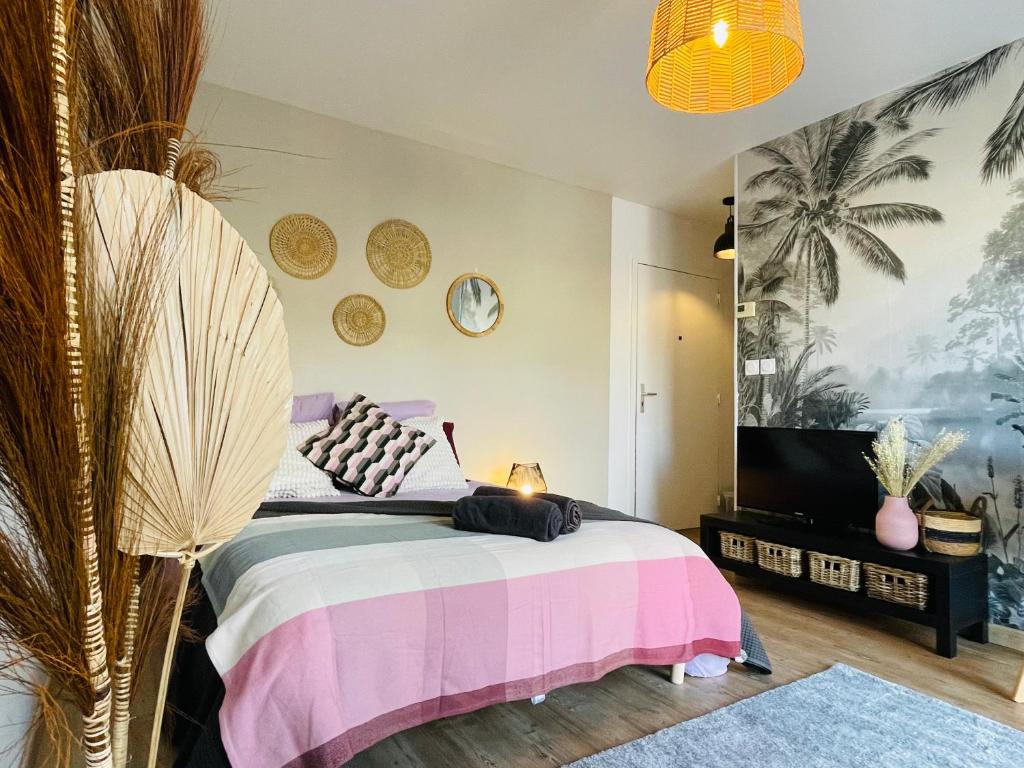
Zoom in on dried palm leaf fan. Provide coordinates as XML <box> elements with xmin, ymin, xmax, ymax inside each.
<box><xmin>80</xmin><ymin>166</ymin><xmax>292</xmax><ymax>768</ymax></box>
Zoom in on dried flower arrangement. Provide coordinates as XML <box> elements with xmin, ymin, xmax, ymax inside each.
<box><xmin>864</xmin><ymin>417</ymin><xmax>968</xmax><ymax>498</ymax></box>
<box><xmin>0</xmin><ymin>2</ymin><xmax>290</xmax><ymax>767</ymax></box>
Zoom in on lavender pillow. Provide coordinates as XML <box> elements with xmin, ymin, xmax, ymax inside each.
<box><xmin>330</xmin><ymin>398</ymin><xmax>435</xmax><ymax>426</ymax></box>
<box><xmin>291</xmin><ymin>392</ymin><xmax>334</xmax><ymax>423</ymax></box>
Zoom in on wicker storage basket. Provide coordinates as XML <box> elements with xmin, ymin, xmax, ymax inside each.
<box><xmin>863</xmin><ymin>563</ymin><xmax>928</xmax><ymax>610</ymax></box>
<box><xmin>719</xmin><ymin>531</ymin><xmax>756</xmax><ymax>563</ymax></box>
<box><xmin>922</xmin><ymin>512</ymin><xmax>983</xmax><ymax>556</ymax></box>
<box><xmin>808</xmin><ymin>551</ymin><xmax>861</xmax><ymax>591</ymax></box>
<box><xmin>756</xmin><ymin>540</ymin><xmax>803</xmax><ymax>578</ymax></box>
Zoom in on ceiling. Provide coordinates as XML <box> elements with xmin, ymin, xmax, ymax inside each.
<box><xmin>202</xmin><ymin>0</ymin><xmax>1024</xmax><ymax>223</ymax></box>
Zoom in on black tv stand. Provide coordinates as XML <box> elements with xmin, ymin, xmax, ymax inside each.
<box><xmin>737</xmin><ymin>507</ymin><xmax>847</xmax><ymax>532</ymax></box>
<box><xmin>735</xmin><ymin>506</ymin><xmax>865</xmax><ymax>536</ymax></box>
<box><xmin>701</xmin><ymin>510</ymin><xmax>988</xmax><ymax>658</ymax></box>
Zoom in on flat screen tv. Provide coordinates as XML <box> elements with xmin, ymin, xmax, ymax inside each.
<box><xmin>736</xmin><ymin>427</ymin><xmax>879</xmax><ymax>530</ymax></box>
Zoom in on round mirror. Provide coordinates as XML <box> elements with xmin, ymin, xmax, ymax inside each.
<box><xmin>447</xmin><ymin>273</ymin><xmax>503</xmax><ymax>337</ymax></box>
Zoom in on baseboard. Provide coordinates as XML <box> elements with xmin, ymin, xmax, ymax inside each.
<box><xmin>989</xmin><ymin>623</ymin><xmax>1024</xmax><ymax>651</ymax></box>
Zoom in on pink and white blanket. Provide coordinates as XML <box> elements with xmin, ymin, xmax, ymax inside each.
<box><xmin>200</xmin><ymin>505</ymin><xmax>741</xmax><ymax>767</ymax></box>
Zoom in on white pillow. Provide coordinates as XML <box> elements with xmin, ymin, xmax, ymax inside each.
<box><xmin>265</xmin><ymin>420</ymin><xmax>342</xmax><ymax>500</ymax></box>
<box><xmin>398</xmin><ymin>416</ymin><xmax>467</xmax><ymax>493</ymax></box>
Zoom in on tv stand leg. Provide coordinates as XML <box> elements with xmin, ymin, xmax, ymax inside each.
<box><xmin>961</xmin><ymin>620</ymin><xmax>988</xmax><ymax>645</ymax></box>
<box><xmin>937</xmin><ymin>622</ymin><xmax>957</xmax><ymax>659</ymax></box>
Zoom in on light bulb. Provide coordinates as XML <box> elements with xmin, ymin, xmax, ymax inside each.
<box><xmin>521</xmin><ymin>484</ymin><xmax>533</xmax><ymax>495</ymax></box>
<box><xmin>712</xmin><ymin>19</ymin><xmax>729</xmax><ymax>48</ymax></box>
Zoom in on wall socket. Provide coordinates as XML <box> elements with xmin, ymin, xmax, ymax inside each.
<box><xmin>759</xmin><ymin>357</ymin><xmax>777</xmax><ymax>375</ymax></box>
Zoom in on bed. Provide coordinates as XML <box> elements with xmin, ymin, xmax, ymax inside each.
<box><xmin>176</xmin><ymin>484</ymin><xmax>743</xmax><ymax>768</ymax></box>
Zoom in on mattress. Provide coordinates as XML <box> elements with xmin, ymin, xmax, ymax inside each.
<box><xmin>198</xmin><ymin>489</ymin><xmax>742</xmax><ymax>767</ymax></box>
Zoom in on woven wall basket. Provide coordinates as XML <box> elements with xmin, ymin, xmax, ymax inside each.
<box><xmin>366</xmin><ymin>219</ymin><xmax>431</xmax><ymax>288</ymax></box>
<box><xmin>333</xmin><ymin>294</ymin><xmax>385</xmax><ymax>346</ymax></box>
<box><xmin>270</xmin><ymin>213</ymin><xmax>337</xmax><ymax>279</ymax></box>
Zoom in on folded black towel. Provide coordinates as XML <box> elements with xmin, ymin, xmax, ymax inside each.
<box><xmin>453</xmin><ymin>495</ymin><xmax>563</xmax><ymax>542</ymax></box>
<box><xmin>472</xmin><ymin>485</ymin><xmax>582</xmax><ymax>534</ymax></box>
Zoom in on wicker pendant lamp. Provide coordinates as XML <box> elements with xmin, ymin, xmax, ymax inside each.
<box><xmin>646</xmin><ymin>0</ymin><xmax>804</xmax><ymax>114</ymax></box>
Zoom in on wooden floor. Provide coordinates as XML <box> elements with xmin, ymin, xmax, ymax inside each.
<box><xmin>349</xmin><ymin>571</ymin><xmax>1024</xmax><ymax>767</ymax></box>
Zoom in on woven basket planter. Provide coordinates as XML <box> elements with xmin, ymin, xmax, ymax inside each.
<box><xmin>922</xmin><ymin>512</ymin><xmax>983</xmax><ymax>556</ymax></box>
<box><xmin>864</xmin><ymin>563</ymin><xmax>928</xmax><ymax>610</ymax></box>
<box><xmin>808</xmin><ymin>551</ymin><xmax>861</xmax><ymax>592</ymax></box>
<box><xmin>756</xmin><ymin>540</ymin><xmax>802</xmax><ymax>578</ymax></box>
<box><xmin>719</xmin><ymin>531</ymin><xmax>755</xmax><ymax>564</ymax></box>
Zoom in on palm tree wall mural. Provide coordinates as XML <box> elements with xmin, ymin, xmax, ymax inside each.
<box><xmin>878</xmin><ymin>40</ymin><xmax>1024</xmax><ymax>183</ymax></box>
<box><xmin>741</xmin><ymin>112</ymin><xmax>944</xmax><ymax>352</ymax></box>
<box><xmin>812</xmin><ymin>325</ymin><xmax>837</xmax><ymax>365</ymax></box>
<box><xmin>909</xmin><ymin>334</ymin><xmax>940</xmax><ymax>376</ymax></box>
<box><xmin>737</xmin><ymin>38</ymin><xmax>1024</xmax><ymax>634</ymax></box>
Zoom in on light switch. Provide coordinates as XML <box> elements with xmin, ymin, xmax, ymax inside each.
<box><xmin>736</xmin><ymin>302</ymin><xmax>756</xmax><ymax>319</ymax></box>
<box><xmin>759</xmin><ymin>358</ymin><xmax>777</xmax><ymax>375</ymax></box>
<box><xmin>744</xmin><ymin>359</ymin><xmax>761</xmax><ymax>376</ymax></box>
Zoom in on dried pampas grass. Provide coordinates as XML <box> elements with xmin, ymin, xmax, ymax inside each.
<box><xmin>0</xmin><ymin>0</ymin><xmax>227</xmax><ymax>766</ymax></box>
<box><xmin>0</xmin><ymin>1</ymin><xmax>117</xmax><ymax>765</ymax></box>
<box><xmin>864</xmin><ymin>417</ymin><xmax>968</xmax><ymax>498</ymax></box>
<box><xmin>71</xmin><ymin>0</ymin><xmax>218</xmax><ymax>200</ymax></box>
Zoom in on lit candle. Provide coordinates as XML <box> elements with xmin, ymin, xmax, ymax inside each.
<box><xmin>507</xmin><ymin>463</ymin><xmax>546</xmax><ymax>494</ymax></box>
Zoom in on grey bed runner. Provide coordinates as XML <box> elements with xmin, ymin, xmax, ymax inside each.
<box><xmin>255</xmin><ymin>497</ymin><xmax>636</xmax><ymax>523</ymax></box>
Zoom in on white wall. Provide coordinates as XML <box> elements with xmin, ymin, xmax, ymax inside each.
<box><xmin>607</xmin><ymin>198</ymin><xmax>734</xmax><ymax>514</ymax></box>
<box><xmin>189</xmin><ymin>83</ymin><xmax>613</xmax><ymax>502</ymax></box>
<box><xmin>0</xmin><ymin>650</ymin><xmax>40</xmax><ymax>765</ymax></box>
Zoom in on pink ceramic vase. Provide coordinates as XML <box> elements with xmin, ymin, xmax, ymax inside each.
<box><xmin>875</xmin><ymin>496</ymin><xmax>919</xmax><ymax>550</ymax></box>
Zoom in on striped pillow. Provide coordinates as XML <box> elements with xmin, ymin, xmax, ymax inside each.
<box><xmin>299</xmin><ymin>394</ymin><xmax>435</xmax><ymax>497</ymax></box>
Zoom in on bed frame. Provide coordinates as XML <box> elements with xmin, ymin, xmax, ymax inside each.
<box><xmin>531</xmin><ymin>663</ymin><xmax>685</xmax><ymax>705</ymax></box>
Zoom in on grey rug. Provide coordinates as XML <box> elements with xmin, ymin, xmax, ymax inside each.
<box><xmin>565</xmin><ymin>664</ymin><xmax>1024</xmax><ymax>767</ymax></box>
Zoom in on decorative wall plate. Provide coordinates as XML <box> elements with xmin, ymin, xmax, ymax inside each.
<box><xmin>270</xmin><ymin>213</ymin><xmax>337</xmax><ymax>279</ymax></box>
<box><xmin>333</xmin><ymin>294</ymin><xmax>385</xmax><ymax>346</ymax></box>
<box><xmin>366</xmin><ymin>219</ymin><xmax>431</xmax><ymax>288</ymax></box>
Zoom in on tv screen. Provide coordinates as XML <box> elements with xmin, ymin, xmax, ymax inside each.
<box><xmin>737</xmin><ymin>427</ymin><xmax>879</xmax><ymax>530</ymax></box>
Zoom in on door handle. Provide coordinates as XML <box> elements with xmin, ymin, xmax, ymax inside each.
<box><xmin>640</xmin><ymin>383</ymin><xmax>658</xmax><ymax>414</ymax></box>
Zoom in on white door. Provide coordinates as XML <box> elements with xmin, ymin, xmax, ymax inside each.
<box><xmin>635</xmin><ymin>265</ymin><xmax>723</xmax><ymax>529</ymax></box>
